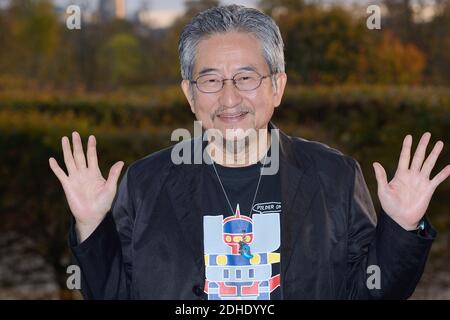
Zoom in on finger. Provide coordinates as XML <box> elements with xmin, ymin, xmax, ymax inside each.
<box><xmin>397</xmin><ymin>134</ymin><xmax>412</xmax><ymax>172</ymax></box>
<box><xmin>86</xmin><ymin>135</ymin><xmax>99</xmax><ymax>170</ymax></box>
<box><xmin>430</xmin><ymin>165</ymin><xmax>450</xmax><ymax>189</ymax></box>
<box><xmin>410</xmin><ymin>132</ymin><xmax>431</xmax><ymax>172</ymax></box>
<box><xmin>62</xmin><ymin>136</ymin><xmax>77</xmax><ymax>174</ymax></box>
<box><xmin>105</xmin><ymin>161</ymin><xmax>125</xmax><ymax>191</ymax></box>
<box><xmin>373</xmin><ymin>162</ymin><xmax>388</xmax><ymax>192</ymax></box>
<box><xmin>49</xmin><ymin>157</ymin><xmax>68</xmax><ymax>185</ymax></box>
<box><xmin>72</xmin><ymin>131</ymin><xmax>87</xmax><ymax>169</ymax></box>
<box><xmin>421</xmin><ymin>140</ymin><xmax>444</xmax><ymax>178</ymax></box>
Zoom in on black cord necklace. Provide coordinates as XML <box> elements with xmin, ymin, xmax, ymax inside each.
<box><xmin>211</xmin><ymin>151</ymin><xmax>268</xmax><ymax>259</ymax></box>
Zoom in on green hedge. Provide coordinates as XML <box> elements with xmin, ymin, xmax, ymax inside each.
<box><xmin>1</xmin><ymin>85</ymin><xmax>449</xmax><ymax>298</ymax></box>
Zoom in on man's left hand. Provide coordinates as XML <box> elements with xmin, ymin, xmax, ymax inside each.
<box><xmin>372</xmin><ymin>132</ymin><xmax>450</xmax><ymax>231</ymax></box>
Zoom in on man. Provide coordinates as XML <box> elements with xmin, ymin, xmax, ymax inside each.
<box><xmin>49</xmin><ymin>5</ymin><xmax>449</xmax><ymax>299</ymax></box>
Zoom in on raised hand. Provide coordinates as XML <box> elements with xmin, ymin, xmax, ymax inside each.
<box><xmin>49</xmin><ymin>132</ymin><xmax>124</xmax><ymax>242</ymax></box>
<box><xmin>372</xmin><ymin>132</ymin><xmax>450</xmax><ymax>231</ymax></box>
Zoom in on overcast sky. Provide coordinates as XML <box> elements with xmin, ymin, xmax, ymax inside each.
<box><xmin>54</xmin><ymin>0</ymin><xmax>258</xmax><ymax>13</ymax></box>
<box><xmin>50</xmin><ymin>0</ymin><xmax>388</xmax><ymax>27</ymax></box>
<box><xmin>53</xmin><ymin>0</ymin><xmax>381</xmax><ymax>13</ymax></box>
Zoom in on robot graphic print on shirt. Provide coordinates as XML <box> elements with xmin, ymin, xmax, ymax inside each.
<box><xmin>203</xmin><ymin>204</ymin><xmax>281</xmax><ymax>300</ymax></box>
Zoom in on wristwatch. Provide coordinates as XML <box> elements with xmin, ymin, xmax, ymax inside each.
<box><xmin>409</xmin><ymin>218</ymin><xmax>427</xmax><ymax>236</ymax></box>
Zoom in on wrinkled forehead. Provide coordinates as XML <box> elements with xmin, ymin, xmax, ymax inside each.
<box><xmin>192</xmin><ymin>31</ymin><xmax>269</xmax><ymax>77</ymax></box>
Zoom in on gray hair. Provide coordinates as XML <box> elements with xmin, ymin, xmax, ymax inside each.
<box><xmin>178</xmin><ymin>5</ymin><xmax>285</xmax><ymax>85</ymax></box>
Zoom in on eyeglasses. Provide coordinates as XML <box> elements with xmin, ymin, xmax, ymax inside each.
<box><xmin>190</xmin><ymin>71</ymin><xmax>272</xmax><ymax>93</ymax></box>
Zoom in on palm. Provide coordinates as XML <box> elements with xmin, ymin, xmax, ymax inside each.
<box><xmin>49</xmin><ymin>132</ymin><xmax>124</xmax><ymax>228</ymax></box>
<box><xmin>62</xmin><ymin>168</ymin><xmax>111</xmax><ymax>225</ymax></box>
<box><xmin>378</xmin><ymin>169</ymin><xmax>433</xmax><ymax>226</ymax></box>
<box><xmin>373</xmin><ymin>132</ymin><xmax>450</xmax><ymax>230</ymax></box>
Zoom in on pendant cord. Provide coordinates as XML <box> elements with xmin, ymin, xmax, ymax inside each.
<box><xmin>211</xmin><ymin>150</ymin><xmax>268</xmax><ymax>222</ymax></box>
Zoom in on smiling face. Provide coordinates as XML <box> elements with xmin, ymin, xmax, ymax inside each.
<box><xmin>181</xmin><ymin>31</ymin><xmax>287</xmax><ymax>141</ymax></box>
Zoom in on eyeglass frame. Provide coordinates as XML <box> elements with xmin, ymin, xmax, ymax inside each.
<box><xmin>189</xmin><ymin>71</ymin><xmax>274</xmax><ymax>93</ymax></box>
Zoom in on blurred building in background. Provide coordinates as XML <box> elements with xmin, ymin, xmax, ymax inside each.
<box><xmin>99</xmin><ymin>0</ymin><xmax>126</xmax><ymax>21</ymax></box>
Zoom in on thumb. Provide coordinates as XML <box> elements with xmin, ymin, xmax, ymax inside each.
<box><xmin>372</xmin><ymin>162</ymin><xmax>388</xmax><ymax>192</ymax></box>
<box><xmin>106</xmin><ymin>161</ymin><xmax>125</xmax><ymax>191</ymax></box>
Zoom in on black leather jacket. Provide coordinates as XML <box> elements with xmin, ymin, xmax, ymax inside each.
<box><xmin>69</xmin><ymin>122</ymin><xmax>436</xmax><ymax>299</ymax></box>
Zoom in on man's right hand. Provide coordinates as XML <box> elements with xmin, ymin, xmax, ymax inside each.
<box><xmin>49</xmin><ymin>131</ymin><xmax>124</xmax><ymax>243</ymax></box>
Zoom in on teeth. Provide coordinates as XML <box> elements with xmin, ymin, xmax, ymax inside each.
<box><xmin>220</xmin><ymin>112</ymin><xmax>247</xmax><ymax>118</ymax></box>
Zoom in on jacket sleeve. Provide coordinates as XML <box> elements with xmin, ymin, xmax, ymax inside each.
<box><xmin>68</xmin><ymin>167</ymin><xmax>134</xmax><ymax>299</ymax></box>
<box><xmin>345</xmin><ymin>159</ymin><xmax>437</xmax><ymax>299</ymax></box>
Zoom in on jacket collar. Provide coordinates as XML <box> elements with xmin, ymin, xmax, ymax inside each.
<box><xmin>169</xmin><ymin>121</ymin><xmax>320</xmax><ymax>297</ymax></box>
<box><xmin>274</xmin><ymin>123</ymin><xmax>320</xmax><ymax>297</ymax></box>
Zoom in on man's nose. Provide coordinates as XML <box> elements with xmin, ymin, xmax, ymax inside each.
<box><xmin>218</xmin><ymin>80</ymin><xmax>242</xmax><ymax>108</ymax></box>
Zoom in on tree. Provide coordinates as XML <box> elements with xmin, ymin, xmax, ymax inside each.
<box><xmin>355</xmin><ymin>31</ymin><xmax>425</xmax><ymax>85</ymax></box>
<box><xmin>277</xmin><ymin>6</ymin><xmax>368</xmax><ymax>84</ymax></box>
<box><xmin>419</xmin><ymin>1</ymin><xmax>450</xmax><ymax>84</ymax></box>
<box><xmin>0</xmin><ymin>0</ymin><xmax>60</xmax><ymax>87</ymax></box>
<box><xmin>259</xmin><ymin>0</ymin><xmax>306</xmax><ymax>17</ymax></box>
<box><xmin>184</xmin><ymin>0</ymin><xmax>220</xmax><ymax>17</ymax></box>
<box><xmin>98</xmin><ymin>32</ymin><xmax>142</xmax><ymax>87</ymax></box>
<box><xmin>383</xmin><ymin>0</ymin><xmax>415</xmax><ymax>42</ymax></box>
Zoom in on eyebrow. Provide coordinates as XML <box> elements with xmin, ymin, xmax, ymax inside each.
<box><xmin>197</xmin><ymin>65</ymin><xmax>258</xmax><ymax>76</ymax></box>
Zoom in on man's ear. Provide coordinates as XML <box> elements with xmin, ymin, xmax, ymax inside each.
<box><xmin>181</xmin><ymin>80</ymin><xmax>195</xmax><ymax>114</ymax></box>
<box><xmin>272</xmin><ymin>72</ymin><xmax>287</xmax><ymax>108</ymax></box>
